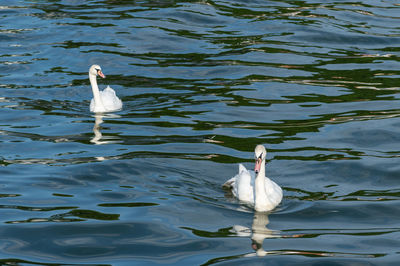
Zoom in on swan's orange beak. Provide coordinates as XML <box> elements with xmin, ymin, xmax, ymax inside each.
<box><xmin>97</xmin><ymin>70</ymin><xmax>105</xmax><ymax>78</ymax></box>
<box><xmin>254</xmin><ymin>157</ymin><xmax>262</xmax><ymax>174</ymax></box>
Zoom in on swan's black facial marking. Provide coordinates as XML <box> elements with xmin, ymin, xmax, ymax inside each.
<box><xmin>254</xmin><ymin>152</ymin><xmax>263</xmax><ymax>174</ymax></box>
<box><xmin>95</xmin><ymin>68</ymin><xmax>105</xmax><ymax>78</ymax></box>
<box><xmin>255</xmin><ymin>152</ymin><xmax>263</xmax><ymax>160</ymax></box>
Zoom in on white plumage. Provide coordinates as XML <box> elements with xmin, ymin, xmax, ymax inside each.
<box><xmin>223</xmin><ymin>145</ymin><xmax>282</xmax><ymax>212</ymax></box>
<box><xmin>88</xmin><ymin>64</ymin><xmax>122</xmax><ymax>113</ymax></box>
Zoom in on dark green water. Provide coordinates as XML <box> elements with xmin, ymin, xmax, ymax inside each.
<box><xmin>1</xmin><ymin>0</ymin><xmax>400</xmax><ymax>265</ymax></box>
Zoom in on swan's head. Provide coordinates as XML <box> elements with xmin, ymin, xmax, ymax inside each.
<box><xmin>254</xmin><ymin>145</ymin><xmax>267</xmax><ymax>174</ymax></box>
<box><xmin>89</xmin><ymin>64</ymin><xmax>105</xmax><ymax>78</ymax></box>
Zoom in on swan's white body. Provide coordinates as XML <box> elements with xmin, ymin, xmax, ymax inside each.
<box><xmin>223</xmin><ymin>145</ymin><xmax>282</xmax><ymax>212</ymax></box>
<box><xmin>89</xmin><ymin>64</ymin><xmax>122</xmax><ymax>113</ymax></box>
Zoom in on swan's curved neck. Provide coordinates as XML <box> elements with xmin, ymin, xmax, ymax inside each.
<box><xmin>254</xmin><ymin>158</ymin><xmax>267</xmax><ymax>209</ymax></box>
<box><xmin>89</xmin><ymin>73</ymin><xmax>104</xmax><ymax>108</ymax></box>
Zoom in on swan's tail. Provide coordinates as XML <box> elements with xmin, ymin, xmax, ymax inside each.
<box><xmin>222</xmin><ymin>177</ymin><xmax>235</xmax><ymax>189</ymax></box>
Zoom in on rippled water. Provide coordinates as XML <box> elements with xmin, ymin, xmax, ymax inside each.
<box><xmin>1</xmin><ymin>0</ymin><xmax>400</xmax><ymax>265</ymax></box>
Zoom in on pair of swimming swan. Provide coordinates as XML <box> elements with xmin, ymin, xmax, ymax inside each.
<box><xmin>88</xmin><ymin>65</ymin><xmax>282</xmax><ymax>211</ymax></box>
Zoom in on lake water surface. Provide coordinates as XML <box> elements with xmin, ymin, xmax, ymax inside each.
<box><xmin>1</xmin><ymin>0</ymin><xmax>400</xmax><ymax>265</ymax></box>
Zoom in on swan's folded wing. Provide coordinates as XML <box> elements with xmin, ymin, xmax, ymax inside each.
<box><xmin>223</xmin><ymin>164</ymin><xmax>255</xmax><ymax>202</ymax></box>
<box><xmin>100</xmin><ymin>86</ymin><xmax>123</xmax><ymax>111</ymax></box>
<box><xmin>238</xmin><ymin>163</ymin><xmax>248</xmax><ymax>173</ymax></box>
<box><xmin>262</xmin><ymin>178</ymin><xmax>283</xmax><ymax>209</ymax></box>
<box><xmin>223</xmin><ymin>164</ymin><xmax>247</xmax><ymax>189</ymax></box>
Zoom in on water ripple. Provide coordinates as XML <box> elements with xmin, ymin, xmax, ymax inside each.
<box><xmin>0</xmin><ymin>0</ymin><xmax>399</xmax><ymax>264</ymax></box>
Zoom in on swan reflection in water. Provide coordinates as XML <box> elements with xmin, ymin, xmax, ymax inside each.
<box><xmin>250</xmin><ymin>212</ymin><xmax>280</xmax><ymax>256</ymax></box>
<box><xmin>232</xmin><ymin>212</ymin><xmax>281</xmax><ymax>257</ymax></box>
<box><xmin>91</xmin><ymin>113</ymin><xmax>122</xmax><ymax>145</ymax></box>
<box><xmin>232</xmin><ymin>211</ymin><xmax>306</xmax><ymax>257</ymax></box>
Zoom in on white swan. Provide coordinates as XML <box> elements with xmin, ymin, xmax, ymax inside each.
<box><xmin>89</xmin><ymin>64</ymin><xmax>122</xmax><ymax>113</ymax></box>
<box><xmin>223</xmin><ymin>145</ymin><xmax>283</xmax><ymax>212</ymax></box>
